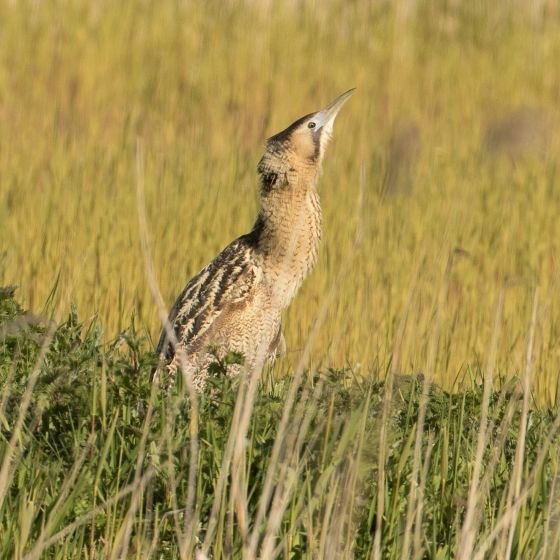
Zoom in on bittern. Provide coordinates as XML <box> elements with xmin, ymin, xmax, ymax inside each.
<box><xmin>156</xmin><ymin>89</ymin><xmax>354</xmax><ymax>389</ymax></box>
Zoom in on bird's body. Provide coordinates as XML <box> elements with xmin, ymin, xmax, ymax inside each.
<box><xmin>156</xmin><ymin>89</ymin><xmax>354</xmax><ymax>389</ymax></box>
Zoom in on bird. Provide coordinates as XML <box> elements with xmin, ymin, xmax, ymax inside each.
<box><xmin>156</xmin><ymin>89</ymin><xmax>354</xmax><ymax>390</ymax></box>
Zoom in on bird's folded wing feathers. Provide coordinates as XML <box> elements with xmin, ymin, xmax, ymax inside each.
<box><xmin>157</xmin><ymin>239</ymin><xmax>258</xmax><ymax>361</ymax></box>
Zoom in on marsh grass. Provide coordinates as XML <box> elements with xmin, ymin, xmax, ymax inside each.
<box><xmin>1</xmin><ymin>0</ymin><xmax>560</xmax><ymax>402</ymax></box>
<box><xmin>1</xmin><ymin>288</ymin><xmax>559</xmax><ymax>558</ymax></box>
<box><xmin>2</xmin><ymin>1</ymin><xmax>560</xmax><ymax>557</ymax></box>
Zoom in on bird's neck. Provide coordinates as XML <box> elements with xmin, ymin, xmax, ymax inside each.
<box><xmin>252</xmin><ymin>186</ymin><xmax>322</xmax><ymax>307</ymax></box>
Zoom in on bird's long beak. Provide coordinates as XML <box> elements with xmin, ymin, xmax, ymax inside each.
<box><xmin>315</xmin><ymin>88</ymin><xmax>355</xmax><ymax>130</ymax></box>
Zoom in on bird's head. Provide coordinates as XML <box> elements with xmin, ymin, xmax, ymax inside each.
<box><xmin>257</xmin><ymin>89</ymin><xmax>354</xmax><ymax>191</ymax></box>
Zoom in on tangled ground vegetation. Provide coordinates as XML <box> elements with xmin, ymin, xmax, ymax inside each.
<box><xmin>1</xmin><ymin>288</ymin><xmax>559</xmax><ymax>559</ymax></box>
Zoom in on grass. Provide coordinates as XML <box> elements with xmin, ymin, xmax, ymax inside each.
<box><xmin>1</xmin><ymin>0</ymin><xmax>560</xmax><ymax>557</ymax></box>
<box><xmin>1</xmin><ymin>287</ymin><xmax>559</xmax><ymax>558</ymax></box>
<box><xmin>1</xmin><ymin>0</ymin><xmax>560</xmax><ymax>401</ymax></box>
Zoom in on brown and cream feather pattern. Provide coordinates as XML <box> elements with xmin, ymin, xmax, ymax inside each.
<box><xmin>156</xmin><ymin>89</ymin><xmax>354</xmax><ymax>389</ymax></box>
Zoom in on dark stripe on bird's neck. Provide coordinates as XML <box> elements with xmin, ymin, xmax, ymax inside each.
<box><xmin>261</xmin><ymin>171</ymin><xmax>278</xmax><ymax>193</ymax></box>
<box><xmin>243</xmin><ymin>214</ymin><xmax>266</xmax><ymax>248</ymax></box>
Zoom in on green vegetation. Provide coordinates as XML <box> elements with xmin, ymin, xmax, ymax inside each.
<box><xmin>1</xmin><ymin>287</ymin><xmax>559</xmax><ymax>558</ymax></box>
<box><xmin>1</xmin><ymin>0</ymin><xmax>560</xmax><ymax>557</ymax></box>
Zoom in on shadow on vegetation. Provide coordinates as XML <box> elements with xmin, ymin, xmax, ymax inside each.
<box><xmin>484</xmin><ymin>106</ymin><xmax>555</xmax><ymax>160</ymax></box>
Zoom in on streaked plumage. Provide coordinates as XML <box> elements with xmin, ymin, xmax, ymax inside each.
<box><xmin>156</xmin><ymin>89</ymin><xmax>354</xmax><ymax>389</ymax></box>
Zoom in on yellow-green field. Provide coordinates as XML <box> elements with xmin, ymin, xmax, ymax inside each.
<box><xmin>2</xmin><ymin>1</ymin><xmax>560</xmax><ymax>402</ymax></box>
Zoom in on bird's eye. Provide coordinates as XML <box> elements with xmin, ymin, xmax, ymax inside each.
<box><xmin>307</xmin><ymin>121</ymin><xmax>316</xmax><ymax>129</ymax></box>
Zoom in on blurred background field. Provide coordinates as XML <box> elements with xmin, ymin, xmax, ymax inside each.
<box><xmin>1</xmin><ymin>0</ymin><xmax>560</xmax><ymax>402</ymax></box>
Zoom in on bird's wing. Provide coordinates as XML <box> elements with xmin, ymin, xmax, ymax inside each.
<box><xmin>157</xmin><ymin>237</ymin><xmax>259</xmax><ymax>362</ymax></box>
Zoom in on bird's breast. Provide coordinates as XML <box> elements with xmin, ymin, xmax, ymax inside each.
<box><xmin>261</xmin><ymin>192</ymin><xmax>322</xmax><ymax>308</ymax></box>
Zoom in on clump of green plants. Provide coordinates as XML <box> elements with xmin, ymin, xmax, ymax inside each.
<box><xmin>1</xmin><ymin>288</ymin><xmax>559</xmax><ymax>558</ymax></box>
